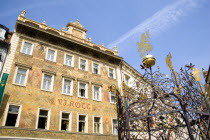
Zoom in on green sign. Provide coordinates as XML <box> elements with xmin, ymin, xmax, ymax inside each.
<box><xmin>0</xmin><ymin>73</ymin><xmax>9</xmax><ymax>105</ymax></box>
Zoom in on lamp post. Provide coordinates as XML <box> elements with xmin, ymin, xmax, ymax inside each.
<box><xmin>115</xmin><ymin>32</ymin><xmax>210</xmax><ymax>140</ymax></box>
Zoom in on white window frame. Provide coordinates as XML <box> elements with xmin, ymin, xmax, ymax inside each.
<box><xmin>92</xmin><ymin>62</ymin><xmax>100</xmax><ymax>75</ymax></box>
<box><xmin>36</xmin><ymin>108</ymin><xmax>50</xmax><ymax>130</ymax></box>
<box><xmin>110</xmin><ymin>91</ymin><xmax>116</xmax><ymax>104</ymax></box>
<box><xmin>41</xmin><ymin>73</ymin><xmax>54</xmax><ymax>92</ymax></box>
<box><xmin>62</xmin><ymin>78</ymin><xmax>73</xmax><ymax>96</ymax></box>
<box><xmin>108</xmin><ymin>67</ymin><xmax>115</xmax><ymax>79</ymax></box>
<box><xmin>20</xmin><ymin>40</ymin><xmax>34</xmax><ymax>55</ymax></box>
<box><xmin>3</xmin><ymin>103</ymin><xmax>22</xmax><ymax>127</ymax></box>
<box><xmin>93</xmin><ymin>116</ymin><xmax>103</xmax><ymax>134</ymax></box>
<box><xmin>59</xmin><ymin>111</ymin><xmax>72</xmax><ymax>131</ymax></box>
<box><xmin>79</xmin><ymin>57</ymin><xmax>88</xmax><ymax>71</ymax></box>
<box><xmin>45</xmin><ymin>47</ymin><xmax>57</xmax><ymax>62</ymax></box>
<box><xmin>112</xmin><ymin>118</ymin><xmax>118</xmax><ymax>135</ymax></box>
<box><xmin>77</xmin><ymin>114</ymin><xmax>88</xmax><ymax>133</ymax></box>
<box><xmin>64</xmin><ymin>53</ymin><xmax>74</xmax><ymax>67</ymax></box>
<box><xmin>92</xmin><ymin>85</ymin><xmax>101</xmax><ymax>101</ymax></box>
<box><xmin>124</xmin><ymin>74</ymin><xmax>130</xmax><ymax>85</ymax></box>
<box><xmin>13</xmin><ymin>66</ymin><xmax>29</xmax><ymax>86</ymax></box>
<box><xmin>78</xmin><ymin>82</ymin><xmax>88</xmax><ymax>99</ymax></box>
<box><xmin>0</xmin><ymin>28</ymin><xmax>6</xmax><ymax>40</ymax></box>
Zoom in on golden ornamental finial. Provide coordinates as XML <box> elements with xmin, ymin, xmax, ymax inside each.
<box><xmin>137</xmin><ymin>31</ymin><xmax>153</xmax><ymax>58</ymax></box>
<box><xmin>192</xmin><ymin>68</ymin><xmax>202</xmax><ymax>81</ymax></box>
<box><xmin>20</xmin><ymin>10</ymin><xmax>26</xmax><ymax>17</ymax></box>
<box><xmin>166</xmin><ymin>53</ymin><xmax>173</xmax><ymax>71</ymax></box>
<box><xmin>113</xmin><ymin>46</ymin><xmax>118</xmax><ymax>52</ymax></box>
<box><xmin>42</xmin><ymin>21</ymin><xmax>46</xmax><ymax>25</ymax></box>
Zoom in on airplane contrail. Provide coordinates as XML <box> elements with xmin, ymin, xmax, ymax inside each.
<box><xmin>107</xmin><ymin>0</ymin><xmax>202</xmax><ymax>49</ymax></box>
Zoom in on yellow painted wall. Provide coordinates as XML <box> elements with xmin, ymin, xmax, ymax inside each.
<box><xmin>0</xmin><ymin>36</ymin><xmax>119</xmax><ymax>139</ymax></box>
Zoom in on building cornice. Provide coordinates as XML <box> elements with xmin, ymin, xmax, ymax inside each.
<box><xmin>17</xmin><ymin>12</ymin><xmax>118</xmax><ymax>56</ymax></box>
<box><xmin>122</xmin><ymin>60</ymin><xmax>143</xmax><ymax>78</ymax></box>
<box><xmin>15</xmin><ymin>20</ymin><xmax>123</xmax><ymax>64</ymax></box>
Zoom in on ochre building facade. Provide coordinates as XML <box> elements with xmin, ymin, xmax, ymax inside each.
<box><xmin>0</xmin><ymin>11</ymin><xmax>142</xmax><ymax>140</ymax></box>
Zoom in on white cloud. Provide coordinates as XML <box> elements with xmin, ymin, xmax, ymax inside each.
<box><xmin>107</xmin><ymin>0</ymin><xmax>201</xmax><ymax>48</ymax></box>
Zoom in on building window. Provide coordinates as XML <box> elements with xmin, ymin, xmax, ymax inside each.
<box><xmin>108</xmin><ymin>68</ymin><xmax>115</xmax><ymax>79</ymax></box>
<box><xmin>112</xmin><ymin>119</ymin><xmax>118</xmax><ymax>135</ymax></box>
<box><xmin>0</xmin><ymin>28</ymin><xmax>6</xmax><ymax>40</ymax></box>
<box><xmin>110</xmin><ymin>91</ymin><xmax>116</xmax><ymax>104</ymax></box>
<box><xmin>93</xmin><ymin>85</ymin><xmax>101</xmax><ymax>101</ymax></box>
<box><xmin>78</xmin><ymin>115</ymin><xmax>87</xmax><ymax>133</ymax></box>
<box><xmin>78</xmin><ymin>82</ymin><xmax>87</xmax><ymax>98</ymax></box>
<box><xmin>64</xmin><ymin>54</ymin><xmax>73</xmax><ymax>67</ymax></box>
<box><xmin>0</xmin><ymin>29</ymin><xmax>2</xmax><ymax>37</ymax></box>
<box><xmin>46</xmin><ymin>48</ymin><xmax>56</xmax><ymax>62</ymax></box>
<box><xmin>21</xmin><ymin>41</ymin><xmax>33</xmax><ymax>55</ymax></box>
<box><xmin>92</xmin><ymin>62</ymin><xmax>100</xmax><ymax>74</ymax></box>
<box><xmin>5</xmin><ymin>104</ymin><xmax>21</xmax><ymax>127</ymax></box>
<box><xmin>124</xmin><ymin>74</ymin><xmax>130</xmax><ymax>85</ymax></box>
<box><xmin>61</xmin><ymin>112</ymin><xmax>71</xmax><ymax>131</ymax></box>
<box><xmin>0</xmin><ymin>48</ymin><xmax>6</xmax><ymax>72</ymax></box>
<box><xmin>14</xmin><ymin>67</ymin><xmax>28</xmax><ymax>86</ymax></box>
<box><xmin>94</xmin><ymin>117</ymin><xmax>102</xmax><ymax>133</ymax></box>
<box><xmin>79</xmin><ymin>58</ymin><xmax>87</xmax><ymax>71</ymax></box>
<box><xmin>37</xmin><ymin>109</ymin><xmax>49</xmax><ymax>129</ymax></box>
<box><xmin>42</xmin><ymin>74</ymin><xmax>54</xmax><ymax>91</ymax></box>
<box><xmin>62</xmin><ymin>78</ymin><xmax>72</xmax><ymax>95</ymax></box>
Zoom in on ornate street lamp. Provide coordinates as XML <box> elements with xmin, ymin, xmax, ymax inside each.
<box><xmin>115</xmin><ymin>31</ymin><xmax>210</xmax><ymax>140</ymax></box>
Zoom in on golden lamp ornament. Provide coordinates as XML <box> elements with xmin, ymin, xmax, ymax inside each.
<box><xmin>137</xmin><ymin>31</ymin><xmax>156</xmax><ymax>68</ymax></box>
<box><xmin>142</xmin><ymin>54</ymin><xmax>156</xmax><ymax>68</ymax></box>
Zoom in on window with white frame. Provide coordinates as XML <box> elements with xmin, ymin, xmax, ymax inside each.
<box><xmin>78</xmin><ymin>82</ymin><xmax>87</xmax><ymax>98</ymax></box>
<box><xmin>62</xmin><ymin>78</ymin><xmax>72</xmax><ymax>95</ymax></box>
<box><xmin>0</xmin><ymin>28</ymin><xmax>6</xmax><ymax>40</ymax></box>
<box><xmin>108</xmin><ymin>68</ymin><xmax>115</xmax><ymax>79</ymax></box>
<box><xmin>110</xmin><ymin>91</ymin><xmax>116</xmax><ymax>104</ymax></box>
<box><xmin>92</xmin><ymin>62</ymin><xmax>100</xmax><ymax>74</ymax></box>
<box><xmin>64</xmin><ymin>54</ymin><xmax>73</xmax><ymax>67</ymax></box>
<box><xmin>37</xmin><ymin>109</ymin><xmax>49</xmax><ymax>129</ymax></box>
<box><xmin>0</xmin><ymin>48</ymin><xmax>6</xmax><ymax>72</ymax></box>
<box><xmin>5</xmin><ymin>104</ymin><xmax>21</xmax><ymax>127</ymax></box>
<box><xmin>79</xmin><ymin>58</ymin><xmax>87</xmax><ymax>71</ymax></box>
<box><xmin>94</xmin><ymin>117</ymin><xmax>102</xmax><ymax>133</ymax></box>
<box><xmin>14</xmin><ymin>67</ymin><xmax>28</xmax><ymax>86</ymax></box>
<box><xmin>78</xmin><ymin>115</ymin><xmax>87</xmax><ymax>132</ymax></box>
<box><xmin>21</xmin><ymin>41</ymin><xmax>33</xmax><ymax>55</ymax></box>
<box><xmin>0</xmin><ymin>29</ymin><xmax>2</xmax><ymax>36</ymax></box>
<box><xmin>46</xmin><ymin>48</ymin><xmax>56</xmax><ymax>62</ymax></box>
<box><xmin>61</xmin><ymin>112</ymin><xmax>71</xmax><ymax>131</ymax></box>
<box><xmin>42</xmin><ymin>74</ymin><xmax>54</xmax><ymax>91</ymax></box>
<box><xmin>124</xmin><ymin>74</ymin><xmax>130</xmax><ymax>85</ymax></box>
<box><xmin>112</xmin><ymin>119</ymin><xmax>118</xmax><ymax>135</ymax></box>
<box><xmin>0</xmin><ymin>29</ymin><xmax>2</xmax><ymax>37</ymax></box>
<box><xmin>93</xmin><ymin>85</ymin><xmax>101</xmax><ymax>101</ymax></box>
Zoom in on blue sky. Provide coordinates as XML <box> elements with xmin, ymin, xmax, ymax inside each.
<box><xmin>1</xmin><ymin>0</ymin><xmax>210</xmax><ymax>80</ymax></box>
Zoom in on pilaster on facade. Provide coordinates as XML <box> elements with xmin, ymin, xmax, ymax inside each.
<box><xmin>2</xmin><ymin>33</ymin><xmax>19</xmax><ymax>75</ymax></box>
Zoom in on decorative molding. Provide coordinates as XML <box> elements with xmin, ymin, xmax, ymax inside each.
<box><xmin>15</xmin><ymin>62</ymin><xmax>32</xmax><ymax>69</ymax></box>
<box><xmin>77</xmin><ymin>78</ymin><xmax>90</xmax><ymax>83</ymax></box>
<box><xmin>91</xmin><ymin>82</ymin><xmax>103</xmax><ymax>86</ymax></box>
<box><xmin>42</xmin><ymin>69</ymin><xmax>56</xmax><ymax>75</ymax></box>
<box><xmin>62</xmin><ymin>74</ymin><xmax>76</xmax><ymax>80</ymax></box>
<box><xmin>17</xmin><ymin>14</ymin><xmax>118</xmax><ymax>56</ymax></box>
